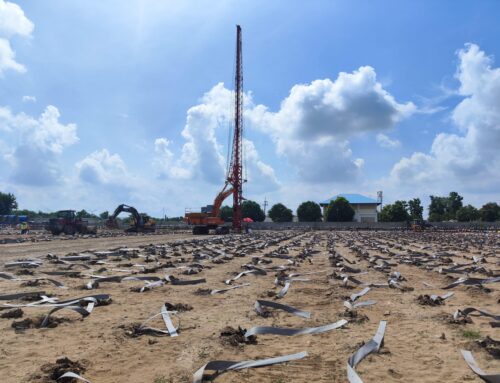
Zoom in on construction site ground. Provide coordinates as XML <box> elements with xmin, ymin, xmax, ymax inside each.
<box><xmin>0</xmin><ymin>230</ymin><xmax>498</xmax><ymax>383</ymax></box>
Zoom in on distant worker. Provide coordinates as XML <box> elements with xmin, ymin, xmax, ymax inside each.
<box><xmin>20</xmin><ymin>221</ymin><xmax>29</xmax><ymax>235</ymax></box>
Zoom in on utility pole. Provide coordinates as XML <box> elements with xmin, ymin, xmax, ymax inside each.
<box><xmin>228</xmin><ymin>25</ymin><xmax>244</xmax><ymax>233</ymax></box>
<box><xmin>263</xmin><ymin>197</ymin><xmax>268</xmax><ymax>216</ymax></box>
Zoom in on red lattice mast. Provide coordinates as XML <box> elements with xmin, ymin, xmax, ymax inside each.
<box><xmin>227</xmin><ymin>25</ymin><xmax>244</xmax><ymax>232</ymax></box>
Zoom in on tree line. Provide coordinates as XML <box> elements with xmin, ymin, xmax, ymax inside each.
<box><xmin>379</xmin><ymin>192</ymin><xmax>500</xmax><ymax>222</ymax></box>
<box><xmin>219</xmin><ymin>197</ymin><xmax>355</xmax><ymax>223</ymax></box>
<box><xmin>2</xmin><ymin>190</ymin><xmax>498</xmax><ymax>223</ymax></box>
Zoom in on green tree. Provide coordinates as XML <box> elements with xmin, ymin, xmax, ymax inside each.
<box><xmin>378</xmin><ymin>200</ymin><xmax>410</xmax><ymax>222</ymax></box>
<box><xmin>99</xmin><ymin>211</ymin><xmax>109</xmax><ymax>220</ymax></box>
<box><xmin>428</xmin><ymin>195</ymin><xmax>448</xmax><ymax>221</ymax></box>
<box><xmin>408</xmin><ymin>198</ymin><xmax>423</xmax><ymax>220</ymax></box>
<box><xmin>219</xmin><ymin>205</ymin><xmax>233</xmax><ymax>222</ymax></box>
<box><xmin>241</xmin><ymin>200</ymin><xmax>265</xmax><ymax>222</ymax></box>
<box><xmin>297</xmin><ymin>201</ymin><xmax>322</xmax><ymax>222</ymax></box>
<box><xmin>428</xmin><ymin>192</ymin><xmax>464</xmax><ymax>221</ymax></box>
<box><xmin>268</xmin><ymin>203</ymin><xmax>293</xmax><ymax>222</ymax></box>
<box><xmin>325</xmin><ymin>197</ymin><xmax>355</xmax><ymax>222</ymax></box>
<box><xmin>76</xmin><ymin>209</ymin><xmax>97</xmax><ymax>219</ymax></box>
<box><xmin>479</xmin><ymin>202</ymin><xmax>500</xmax><ymax>222</ymax></box>
<box><xmin>447</xmin><ymin>191</ymin><xmax>463</xmax><ymax>217</ymax></box>
<box><xmin>456</xmin><ymin>205</ymin><xmax>480</xmax><ymax>222</ymax></box>
<box><xmin>0</xmin><ymin>192</ymin><xmax>18</xmax><ymax>215</ymax></box>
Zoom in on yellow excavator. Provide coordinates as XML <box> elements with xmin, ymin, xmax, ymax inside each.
<box><xmin>184</xmin><ymin>184</ymin><xmax>233</xmax><ymax>235</ymax></box>
<box><xmin>106</xmin><ymin>204</ymin><xmax>156</xmax><ymax>233</ymax></box>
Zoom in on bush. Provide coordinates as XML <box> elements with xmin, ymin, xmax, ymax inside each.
<box><xmin>297</xmin><ymin>201</ymin><xmax>322</xmax><ymax>222</ymax></box>
<box><xmin>268</xmin><ymin>203</ymin><xmax>293</xmax><ymax>222</ymax></box>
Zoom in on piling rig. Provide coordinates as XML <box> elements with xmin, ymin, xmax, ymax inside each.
<box><xmin>185</xmin><ymin>25</ymin><xmax>245</xmax><ymax>235</ymax></box>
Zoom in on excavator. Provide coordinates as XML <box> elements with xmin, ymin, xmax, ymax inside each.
<box><xmin>184</xmin><ymin>184</ymin><xmax>233</xmax><ymax>235</ymax></box>
<box><xmin>106</xmin><ymin>204</ymin><xmax>156</xmax><ymax>233</ymax></box>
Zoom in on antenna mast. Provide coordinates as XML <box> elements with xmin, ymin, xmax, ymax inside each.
<box><xmin>228</xmin><ymin>25</ymin><xmax>244</xmax><ymax>232</ymax></box>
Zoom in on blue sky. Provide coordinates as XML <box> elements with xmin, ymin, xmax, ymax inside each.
<box><xmin>0</xmin><ymin>1</ymin><xmax>499</xmax><ymax>217</ymax></box>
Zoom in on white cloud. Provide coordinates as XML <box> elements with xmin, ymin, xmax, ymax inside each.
<box><xmin>173</xmin><ymin>83</ymin><xmax>229</xmax><ymax>184</ymax></box>
<box><xmin>247</xmin><ymin>66</ymin><xmax>415</xmax><ymax>182</ymax></box>
<box><xmin>22</xmin><ymin>95</ymin><xmax>36</xmax><ymax>102</ymax></box>
<box><xmin>0</xmin><ymin>105</ymin><xmax>78</xmax><ymax>185</ymax></box>
<box><xmin>0</xmin><ymin>37</ymin><xmax>24</xmax><ymax>74</ymax></box>
<box><xmin>0</xmin><ymin>0</ymin><xmax>34</xmax><ymax>37</ymax></box>
<box><xmin>153</xmin><ymin>137</ymin><xmax>190</xmax><ymax>179</ymax></box>
<box><xmin>389</xmin><ymin>44</ymin><xmax>500</xmax><ymax>193</ymax></box>
<box><xmin>76</xmin><ymin>149</ymin><xmax>131</xmax><ymax>187</ymax></box>
<box><xmin>243</xmin><ymin>139</ymin><xmax>280</xmax><ymax>193</ymax></box>
<box><xmin>154</xmin><ymin>83</ymin><xmax>279</xmax><ymax>192</ymax></box>
<box><xmin>0</xmin><ymin>1</ymin><xmax>33</xmax><ymax>75</ymax></box>
<box><xmin>376</xmin><ymin>133</ymin><xmax>401</xmax><ymax>149</ymax></box>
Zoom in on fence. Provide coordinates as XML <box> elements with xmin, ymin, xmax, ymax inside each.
<box><xmin>247</xmin><ymin>221</ymin><xmax>500</xmax><ymax>231</ymax></box>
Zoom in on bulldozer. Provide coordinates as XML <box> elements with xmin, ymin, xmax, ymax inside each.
<box><xmin>184</xmin><ymin>185</ymin><xmax>233</xmax><ymax>235</ymax></box>
<box><xmin>47</xmin><ymin>210</ymin><xmax>97</xmax><ymax>235</ymax></box>
<box><xmin>106</xmin><ymin>204</ymin><xmax>156</xmax><ymax>233</ymax></box>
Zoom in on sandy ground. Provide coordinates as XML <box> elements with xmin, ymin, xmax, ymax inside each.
<box><xmin>0</xmin><ymin>232</ymin><xmax>193</xmax><ymax>262</ymax></box>
<box><xmin>0</xmin><ymin>230</ymin><xmax>498</xmax><ymax>383</ymax></box>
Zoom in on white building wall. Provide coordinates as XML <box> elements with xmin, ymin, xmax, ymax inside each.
<box><xmin>353</xmin><ymin>203</ymin><xmax>379</xmax><ymax>222</ymax></box>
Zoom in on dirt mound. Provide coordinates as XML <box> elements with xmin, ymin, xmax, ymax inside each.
<box><xmin>39</xmin><ymin>357</ymin><xmax>89</xmax><ymax>381</ymax></box>
<box><xmin>417</xmin><ymin>295</ymin><xmax>444</xmax><ymax>306</ymax></box>
<box><xmin>193</xmin><ymin>288</ymin><xmax>211</xmax><ymax>296</ymax></box>
<box><xmin>164</xmin><ymin>302</ymin><xmax>193</xmax><ymax>312</ymax></box>
<box><xmin>341</xmin><ymin>310</ymin><xmax>369</xmax><ymax>324</ymax></box>
<box><xmin>120</xmin><ymin>323</ymin><xmax>144</xmax><ymax>338</ymax></box>
<box><xmin>220</xmin><ymin>326</ymin><xmax>257</xmax><ymax>347</ymax></box>
<box><xmin>477</xmin><ymin>336</ymin><xmax>500</xmax><ymax>359</ymax></box>
<box><xmin>11</xmin><ymin>316</ymin><xmax>70</xmax><ymax>331</ymax></box>
<box><xmin>21</xmin><ymin>279</ymin><xmax>48</xmax><ymax>287</ymax></box>
<box><xmin>0</xmin><ymin>308</ymin><xmax>23</xmax><ymax>319</ymax></box>
<box><xmin>15</xmin><ymin>269</ymin><xmax>34</xmax><ymax>276</ymax></box>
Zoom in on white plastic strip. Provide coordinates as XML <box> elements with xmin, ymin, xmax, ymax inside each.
<box><xmin>245</xmin><ymin>319</ymin><xmax>347</xmax><ymax>338</ymax></box>
<box><xmin>460</xmin><ymin>350</ymin><xmax>500</xmax><ymax>383</ymax></box>
<box><xmin>193</xmin><ymin>351</ymin><xmax>308</xmax><ymax>383</ymax></box>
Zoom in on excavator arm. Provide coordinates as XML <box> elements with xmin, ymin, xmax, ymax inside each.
<box><xmin>210</xmin><ymin>183</ymin><xmax>234</xmax><ymax>218</ymax></box>
<box><xmin>107</xmin><ymin>204</ymin><xmax>143</xmax><ymax>229</ymax></box>
<box><xmin>184</xmin><ymin>183</ymin><xmax>234</xmax><ymax>233</ymax></box>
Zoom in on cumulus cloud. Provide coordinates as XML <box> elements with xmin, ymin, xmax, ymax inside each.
<box><xmin>0</xmin><ymin>0</ymin><xmax>34</xmax><ymax>37</ymax></box>
<box><xmin>0</xmin><ymin>105</ymin><xmax>78</xmax><ymax>185</ymax></box>
<box><xmin>154</xmin><ymin>83</ymin><xmax>278</xmax><ymax>191</ymax></box>
<box><xmin>389</xmin><ymin>44</ymin><xmax>500</xmax><ymax>193</ymax></box>
<box><xmin>76</xmin><ymin>149</ymin><xmax>131</xmax><ymax>187</ymax></box>
<box><xmin>243</xmin><ymin>139</ymin><xmax>280</xmax><ymax>193</ymax></box>
<box><xmin>247</xmin><ymin>66</ymin><xmax>415</xmax><ymax>182</ymax></box>
<box><xmin>164</xmin><ymin>83</ymin><xmax>229</xmax><ymax>184</ymax></box>
<box><xmin>0</xmin><ymin>38</ymin><xmax>25</xmax><ymax>74</ymax></box>
<box><xmin>0</xmin><ymin>0</ymin><xmax>33</xmax><ymax>75</ymax></box>
<box><xmin>376</xmin><ymin>133</ymin><xmax>401</xmax><ymax>149</ymax></box>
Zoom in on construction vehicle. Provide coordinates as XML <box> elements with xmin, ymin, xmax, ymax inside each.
<box><xmin>409</xmin><ymin>219</ymin><xmax>433</xmax><ymax>231</ymax></box>
<box><xmin>185</xmin><ymin>186</ymin><xmax>233</xmax><ymax>234</ymax></box>
<box><xmin>106</xmin><ymin>204</ymin><xmax>156</xmax><ymax>233</ymax></box>
<box><xmin>47</xmin><ymin>210</ymin><xmax>97</xmax><ymax>235</ymax></box>
<box><xmin>184</xmin><ymin>26</ymin><xmax>245</xmax><ymax>235</ymax></box>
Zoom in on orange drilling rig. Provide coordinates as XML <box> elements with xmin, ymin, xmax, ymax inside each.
<box><xmin>185</xmin><ymin>25</ymin><xmax>245</xmax><ymax>235</ymax></box>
